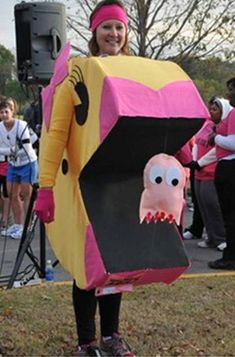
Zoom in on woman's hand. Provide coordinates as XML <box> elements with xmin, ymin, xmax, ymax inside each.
<box><xmin>189</xmin><ymin>161</ymin><xmax>202</xmax><ymax>171</ymax></box>
<box><xmin>208</xmin><ymin>132</ymin><xmax>216</xmax><ymax>146</ymax></box>
<box><xmin>9</xmin><ymin>146</ymin><xmax>17</xmax><ymax>162</ymax></box>
<box><xmin>34</xmin><ymin>188</ymin><xmax>55</xmax><ymax>223</ymax></box>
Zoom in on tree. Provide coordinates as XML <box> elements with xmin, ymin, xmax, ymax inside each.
<box><xmin>180</xmin><ymin>56</ymin><xmax>235</xmax><ymax>102</ymax></box>
<box><xmin>65</xmin><ymin>0</ymin><xmax>235</xmax><ymax>63</ymax></box>
<box><xmin>0</xmin><ymin>44</ymin><xmax>15</xmax><ymax>94</ymax></box>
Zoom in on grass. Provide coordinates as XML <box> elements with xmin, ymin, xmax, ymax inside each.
<box><xmin>0</xmin><ymin>276</ymin><xmax>235</xmax><ymax>356</ymax></box>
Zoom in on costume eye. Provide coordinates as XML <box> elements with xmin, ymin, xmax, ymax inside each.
<box><xmin>69</xmin><ymin>65</ymin><xmax>89</xmax><ymax>125</ymax></box>
<box><xmin>166</xmin><ymin>167</ymin><xmax>181</xmax><ymax>186</ymax></box>
<box><xmin>149</xmin><ymin>164</ymin><xmax>164</xmax><ymax>184</ymax></box>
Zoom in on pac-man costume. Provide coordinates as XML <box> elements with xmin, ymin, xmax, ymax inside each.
<box><xmin>39</xmin><ymin>50</ymin><xmax>208</xmax><ymax>291</ymax></box>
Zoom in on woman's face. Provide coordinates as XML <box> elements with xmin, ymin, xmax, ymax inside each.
<box><xmin>209</xmin><ymin>103</ymin><xmax>222</xmax><ymax>124</ymax></box>
<box><xmin>96</xmin><ymin>19</ymin><xmax>126</xmax><ymax>56</ymax></box>
<box><xmin>0</xmin><ymin>107</ymin><xmax>13</xmax><ymax>122</ymax></box>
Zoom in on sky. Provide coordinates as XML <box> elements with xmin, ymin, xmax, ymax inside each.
<box><xmin>0</xmin><ymin>0</ymin><xmax>18</xmax><ymax>52</ymax></box>
<box><xmin>0</xmin><ymin>0</ymin><xmax>70</xmax><ymax>53</ymax></box>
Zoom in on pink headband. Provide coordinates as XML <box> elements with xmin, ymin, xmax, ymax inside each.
<box><xmin>90</xmin><ymin>4</ymin><xmax>128</xmax><ymax>32</ymax></box>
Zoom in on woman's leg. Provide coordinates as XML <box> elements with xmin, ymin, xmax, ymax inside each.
<box><xmin>2</xmin><ymin>196</ymin><xmax>10</xmax><ymax>225</ymax></box>
<box><xmin>7</xmin><ymin>181</ymin><xmax>23</xmax><ymax>224</ymax></box>
<box><xmin>20</xmin><ymin>182</ymin><xmax>33</xmax><ymax>217</ymax></box>
<box><xmin>187</xmin><ymin>172</ymin><xmax>204</xmax><ymax>237</ymax></box>
<box><xmin>215</xmin><ymin>160</ymin><xmax>235</xmax><ymax>260</ymax></box>
<box><xmin>72</xmin><ymin>281</ymin><xmax>97</xmax><ymax>345</ymax></box>
<box><xmin>99</xmin><ymin>293</ymin><xmax>122</xmax><ymax>337</ymax></box>
<box><xmin>198</xmin><ymin>180</ymin><xmax>225</xmax><ymax>246</ymax></box>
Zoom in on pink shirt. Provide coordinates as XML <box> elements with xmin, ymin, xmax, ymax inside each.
<box><xmin>0</xmin><ymin>161</ymin><xmax>8</xmax><ymax>176</ymax></box>
<box><xmin>195</xmin><ymin>120</ymin><xmax>216</xmax><ymax>180</ymax></box>
<box><xmin>216</xmin><ymin>108</ymin><xmax>235</xmax><ymax>160</ymax></box>
<box><xmin>175</xmin><ymin>141</ymin><xmax>192</xmax><ymax>165</ymax></box>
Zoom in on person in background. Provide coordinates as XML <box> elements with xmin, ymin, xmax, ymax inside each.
<box><xmin>0</xmin><ymin>96</ymin><xmax>10</xmax><ymax>231</ymax></box>
<box><xmin>208</xmin><ymin>78</ymin><xmax>235</xmax><ymax>270</ymax></box>
<box><xmin>23</xmin><ymin>100</ymin><xmax>40</xmax><ymax>134</ymax></box>
<box><xmin>23</xmin><ymin>100</ymin><xmax>40</xmax><ymax>153</ymax></box>
<box><xmin>0</xmin><ymin>99</ymin><xmax>38</xmax><ymax>239</ymax></box>
<box><xmin>182</xmin><ymin>137</ymin><xmax>205</xmax><ymax>240</ymax></box>
<box><xmin>192</xmin><ymin>97</ymin><xmax>232</xmax><ymax>250</ymax></box>
<box><xmin>34</xmin><ymin>0</ymin><xmax>135</xmax><ymax>355</ymax></box>
<box><xmin>175</xmin><ymin>140</ymin><xmax>193</xmax><ymax>235</ymax></box>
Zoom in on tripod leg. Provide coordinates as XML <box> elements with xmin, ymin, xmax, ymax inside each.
<box><xmin>40</xmin><ymin>221</ymin><xmax>46</xmax><ymax>277</ymax></box>
<box><xmin>7</xmin><ymin>215</ymin><xmax>40</xmax><ymax>289</ymax></box>
<box><xmin>7</xmin><ymin>183</ymin><xmax>46</xmax><ymax>288</ymax></box>
<box><xmin>16</xmin><ymin>184</ymin><xmax>37</xmax><ymax>257</ymax></box>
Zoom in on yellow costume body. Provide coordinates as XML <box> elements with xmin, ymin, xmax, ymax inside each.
<box><xmin>39</xmin><ymin>55</ymin><xmax>208</xmax><ymax>290</ymax></box>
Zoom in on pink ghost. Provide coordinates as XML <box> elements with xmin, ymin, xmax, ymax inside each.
<box><xmin>139</xmin><ymin>153</ymin><xmax>187</xmax><ymax>225</ymax></box>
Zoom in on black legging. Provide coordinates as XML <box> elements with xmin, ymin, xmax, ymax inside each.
<box><xmin>72</xmin><ymin>281</ymin><xmax>122</xmax><ymax>345</ymax></box>
<box><xmin>188</xmin><ymin>168</ymin><xmax>204</xmax><ymax>237</ymax></box>
<box><xmin>215</xmin><ymin>159</ymin><xmax>235</xmax><ymax>260</ymax></box>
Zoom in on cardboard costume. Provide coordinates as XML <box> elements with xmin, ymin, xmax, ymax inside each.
<box><xmin>40</xmin><ymin>52</ymin><xmax>208</xmax><ymax>291</ymax></box>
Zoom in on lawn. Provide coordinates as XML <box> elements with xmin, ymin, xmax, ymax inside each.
<box><xmin>0</xmin><ymin>276</ymin><xmax>235</xmax><ymax>356</ymax></box>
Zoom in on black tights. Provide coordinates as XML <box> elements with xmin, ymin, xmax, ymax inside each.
<box><xmin>215</xmin><ymin>159</ymin><xmax>235</xmax><ymax>260</ymax></box>
<box><xmin>72</xmin><ymin>281</ymin><xmax>122</xmax><ymax>345</ymax></box>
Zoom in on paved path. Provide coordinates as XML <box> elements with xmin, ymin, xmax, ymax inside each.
<box><xmin>0</xmin><ymin>205</ymin><xmax>230</xmax><ymax>287</ymax></box>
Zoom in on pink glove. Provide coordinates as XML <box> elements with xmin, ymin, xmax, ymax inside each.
<box><xmin>34</xmin><ymin>188</ymin><xmax>55</xmax><ymax>223</ymax></box>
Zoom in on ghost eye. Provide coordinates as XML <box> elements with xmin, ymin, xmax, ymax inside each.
<box><xmin>149</xmin><ymin>164</ymin><xmax>164</xmax><ymax>184</ymax></box>
<box><xmin>166</xmin><ymin>167</ymin><xmax>181</xmax><ymax>186</ymax></box>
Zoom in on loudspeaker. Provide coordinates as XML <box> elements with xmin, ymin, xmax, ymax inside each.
<box><xmin>14</xmin><ymin>2</ymin><xmax>66</xmax><ymax>84</ymax></box>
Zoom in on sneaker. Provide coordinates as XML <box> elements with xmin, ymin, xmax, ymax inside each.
<box><xmin>100</xmin><ymin>333</ymin><xmax>135</xmax><ymax>357</ymax></box>
<box><xmin>208</xmin><ymin>258</ymin><xmax>235</xmax><ymax>270</ymax></box>
<box><xmin>197</xmin><ymin>240</ymin><xmax>216</xmax><ymax>248</ymax></box>
<box><xmin>10</xmin><ymin>225</ymin><xmax>23</xmax><ymax>240</ymax></box>
<box><xmin>187</xmin><ymin>203</ymin><xmax>194</xmax><ymax>211</ymax></box>
<box><xmin>183</xmin><ymin>231</ymin><xmax>194</xmax><ymax>240</ymax></box>
<box><xmin>74</xmin><ymin>341</ymin><xmax>102</xmax><ymax>356</ymax></box>
<box><xmin>1</xmin><ymin>224</ymin><xmax>20</xmax><ymax>236</ymax></box>
<box><xmin>217</xmin><ymin>242</ymin><xmax>227</xmax><ymax>252</ymax></box>
<box><xmin>183</xmin><ymin>230</ymin><xmax>201</xmax><ymax>240</ymax></box>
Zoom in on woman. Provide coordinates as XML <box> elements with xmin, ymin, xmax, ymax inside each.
<box><xmin>182</xmin><ymin>136</ymin><xmax>205</xmax><ymax>241</ymax></box>
<box><xmin>35</xmin><ymin>1</ymin><xmax>135</xmax><ymax>355</ymax></box>
<box><xmin>0</xmin><ymin>96</ymin><xmax>10</xmax><ymax>231</ymax></box>
<box><xmin>192</xmin><ymin>97</ymin><xmax>232</xmax><ymax>250</ymax></box>
<box><xmin>0</xmin><ymin>99</ymin><xmax>38</xmax><ymax>239</ymax></box>
<box><xmin>208</xmin><ymin>78</ymin><xmax>235</xmax><ymax>270</ymax></box>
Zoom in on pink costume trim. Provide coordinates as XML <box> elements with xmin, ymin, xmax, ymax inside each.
<box><xmin>85</xmin><ymin>224</ymin><xmax>107</xmax><ymax>289</ymax></box>
<box><xmin>84</xmin><ymin>223</ymin><xmax>189</xmax><ymax>289</ymax></box>
<box><xmin>99</xmin><ymin>77</ymin><xmax>209</xmax><ymax>143</ymax></box>
<box><xmin>90</xmin><ymin>4</ymin><xmax>128</xmax><ymax>32</ymax></box>
<box><xmin>41</xmin><ymin>42</ymin><xmax>71</xmax><ymax>131</ymax></box>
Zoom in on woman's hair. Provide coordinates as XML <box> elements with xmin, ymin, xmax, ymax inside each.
<box><xmin>208</xmin><ymin>95</ymin><xmax>218</xmax><ymax>106</ymax></box>
<box><xmin>0</xmin><ymin>99</ymin><xmax>12</xmax><ymax>111</ymax></box>
<box><xmin>88</xmin><ymin>0</ymin><xmax>130</xmax><ymax>56</ymax></box>
<box><xmin>6</xmin><ymin>97</ymin><xmax>18</xmax><ymax>115</ymax></box>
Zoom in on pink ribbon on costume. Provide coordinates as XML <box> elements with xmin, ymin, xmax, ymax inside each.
<box><xmin>41</xmin><ymin>42</ymin><xmax>71</xmax><ymax>131</ymax></box>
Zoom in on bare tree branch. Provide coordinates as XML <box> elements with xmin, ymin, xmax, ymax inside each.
<box><xmin>65</xmin><ymin>0</ymin><xmax>235</xmax><ymax>62</ymax></box>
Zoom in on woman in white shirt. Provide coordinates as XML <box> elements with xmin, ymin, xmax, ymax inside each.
<box><xmin>0</xmin><ymin>99</ymin><xmax>38</xmax><ymax>239</ymax></box>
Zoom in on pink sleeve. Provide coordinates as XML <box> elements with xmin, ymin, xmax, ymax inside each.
<box><xmin>228</xmin><ymin>110</ymin><xmax>235</xmax><ymax>134</ymax></box>
<box><xmin>175</xmin><ymin>142</ymin><xmax>192</xmax><ymax>165</ymax></box>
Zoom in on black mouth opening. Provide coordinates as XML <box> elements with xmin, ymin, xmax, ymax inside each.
<box><xmin>79</xmin><ymin>116</ymin><xmax>203</xmax><ymax>273</ymax></box>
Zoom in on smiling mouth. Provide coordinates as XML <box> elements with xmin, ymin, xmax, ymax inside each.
<box><xmin>106</xmin><ymin>41</ymin><xmax>119</xmax><ymax>45</ymax></box>
<box><xmin>79</xmin><ymin>115</ymin><xmax>203</xmax><ymax>273</ymax></box>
